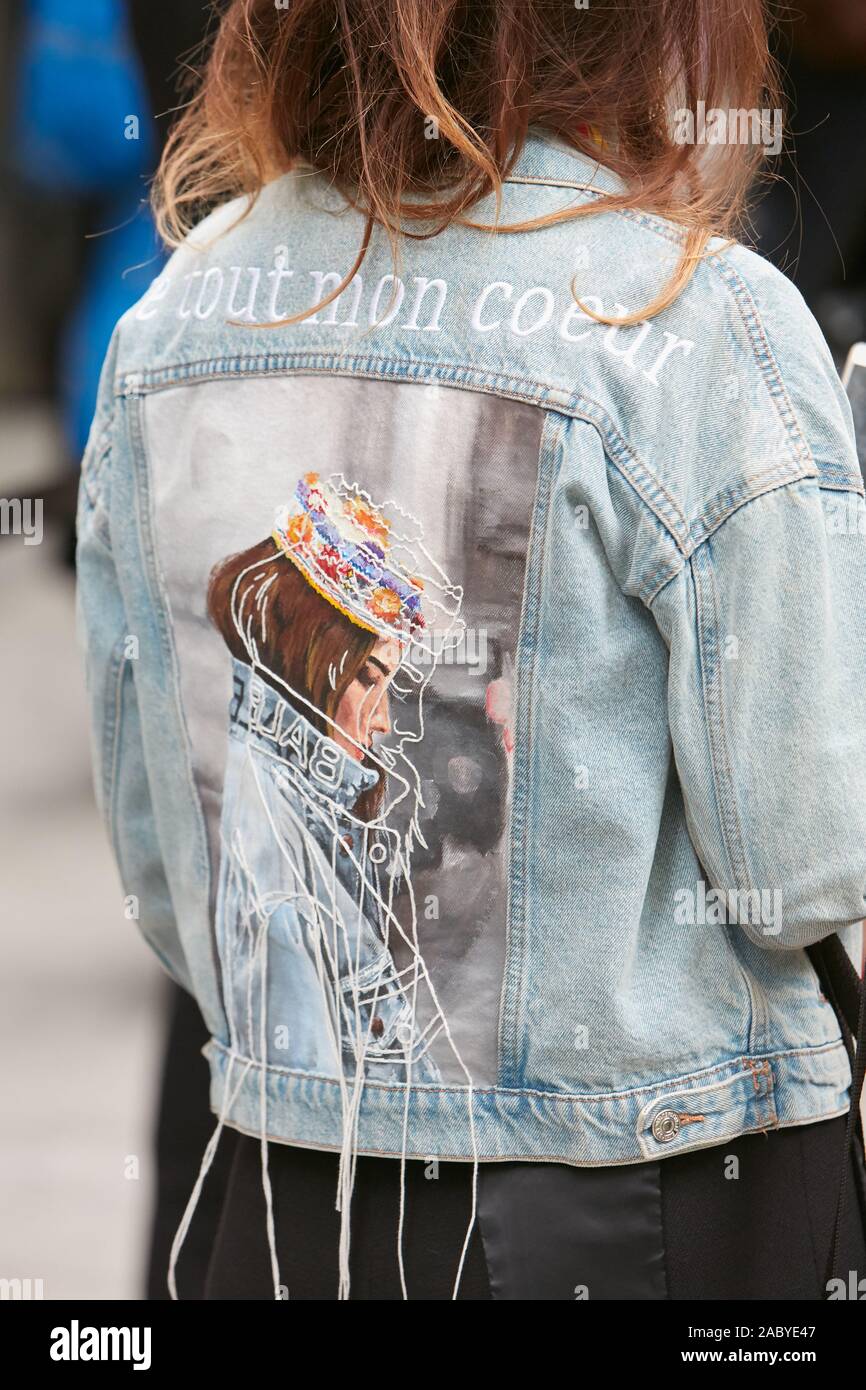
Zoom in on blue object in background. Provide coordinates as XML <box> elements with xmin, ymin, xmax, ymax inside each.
<box><xmin>13</xmin><ymin>0</ymin><xmax>166</xmax><ymax>457</ymax></box>
<box><xmin>14</xmin><ymin>0</ymin><xmax>157</xmax><ymax>190</ymax></box>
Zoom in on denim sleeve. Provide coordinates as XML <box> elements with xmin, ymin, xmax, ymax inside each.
<box><xmin>75</xmin><ymin>329</ymin><xmax>194</xmax><ymax>994</ymax></box>
<box><xmin>652</xmin><ymin>474</ymin><xmax>866</xmax><ymax>952</ymax></box>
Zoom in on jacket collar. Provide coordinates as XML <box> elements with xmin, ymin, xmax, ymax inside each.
<box><xmin>505</xmin><ymin>125</ymin><xmax>626</xmax><ymax>197</ymax></box>
<box><xmin>231</xmin><ymin>658</ymin><xmax>380</xmax><ymax>811</ymax></box>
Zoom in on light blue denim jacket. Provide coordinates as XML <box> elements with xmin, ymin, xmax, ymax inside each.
<box><xmin>76</xmin><ymin>127</ymin><xmax>866</xmax><ymax>1179</ymax></box>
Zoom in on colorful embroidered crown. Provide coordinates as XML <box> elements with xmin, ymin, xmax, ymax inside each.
<box><xmin>273</xmin><ymin>472</ymin><xmax>427</xmax><ymax>640</ymax></box>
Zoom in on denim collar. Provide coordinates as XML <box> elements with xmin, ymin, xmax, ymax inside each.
<box><xmin>507</xmin><ymin>125</ymin><xmax>626</xmax><ymax>197</ymax></box>
<box><xmin>230</xmin><ymin>658</ymin><xmax>381</xmax><ymax>811</ymax></box>
<box><xmin>285</xmin><ymin>126</ymin><xmax>624</xmax><ymax>214</ymax></box>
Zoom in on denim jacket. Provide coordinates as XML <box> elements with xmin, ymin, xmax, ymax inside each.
<box><xmin>76</xmin><ymin>127</ymin><xmax>866</xmax><ymax>1191</ymax></box>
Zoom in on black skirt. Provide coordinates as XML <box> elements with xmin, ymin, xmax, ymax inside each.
<box><xmin>201</xmin><ymin>1112</ymin><xmax>866</xmax><ymax>1300</ymax></box>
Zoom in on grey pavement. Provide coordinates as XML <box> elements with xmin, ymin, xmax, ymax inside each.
<box><xmin>0</xmin><ymin>406</ymin><xmax>165</xmax><ymax>1300</ymax></box>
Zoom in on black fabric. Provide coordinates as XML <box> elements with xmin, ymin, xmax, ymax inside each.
<box><xmin>478</xmin><ymin>1116</ymin><xmax>866</xmax><ymax>1301</ymax></box>
<box><xmin>201</xmin><ymin>1115</ymin><xmax>866</xmax><ymax>1300</ymax></box>
<box><xmin>144</xmin><ymin>980</ymin><xmax>232</xmax><ymax>1300</ymax></box>
<box><xmin>806</xmin><ymin>935</ymin><xmax>866</xmax><ymax>1291</ymax></box>
<box><xmin>661</xmin><ymin>1113</ymin><xmax>866</xmax><ymax>1300</ymax></box>
<box><xmin>203</xmin><ymin>1131</ymin><xmax>492</xmax><ymax>1300</ymax></box>
<box><xmin>477</xmin><ymin>1157</ymin><xmax>668</xmax><ymax>1300</ymax></box>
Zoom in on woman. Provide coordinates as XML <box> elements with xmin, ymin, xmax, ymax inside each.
<box><xmin>206</xmin><ymin>472</ymin><xmax>452</xmax><ymax>1090</ymax></box>
<box><xmin>76</xmin><ymin>0</ymin><xmax>866</xmax><ymax>1299</ymax></box>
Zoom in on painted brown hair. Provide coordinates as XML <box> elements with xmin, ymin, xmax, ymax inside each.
<box><xmin>207</xmin><ymin>537</ymin><xmax>384</xmax><ymax>818</ymax></box>
<box><xmin>152</xmin><ymin>0</ymin><xmax>782</xmax><ymax>325</ymax></box>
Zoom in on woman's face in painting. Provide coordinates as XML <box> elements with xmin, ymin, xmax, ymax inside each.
<box><xmin>331</xmin><ymin>637</ymin><xmax>402</xmax><ymax>763</ymax></box>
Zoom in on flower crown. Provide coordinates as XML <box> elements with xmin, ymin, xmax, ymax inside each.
<box><xmin>273</xmin><ymin>472</ymin><xmax>427</xmax><ymax>641</ymax></box>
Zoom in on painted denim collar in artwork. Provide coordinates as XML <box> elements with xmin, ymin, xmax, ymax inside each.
<box><xmin>228</xmin><ymin>657</ymin><xmax>380</xmax><ymax>811</ymax></box>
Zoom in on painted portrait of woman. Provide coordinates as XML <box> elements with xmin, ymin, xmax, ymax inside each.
<box><xmin>204</xmin><ymin>472</ymin><xmax>463</xmax><ymax>1090</ymax></box>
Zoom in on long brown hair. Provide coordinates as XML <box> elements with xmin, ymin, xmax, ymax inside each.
<box><xmin>153</xmin><ymin>1</ymin><xmax>781</xmax><ymax>324</ymax></box>
<box><xmin>208</xmin><ymin>537</ymin><xmax>383</xmax><ymax>818</ymax></box>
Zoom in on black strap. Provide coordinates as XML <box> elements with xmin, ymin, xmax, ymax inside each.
<box><xmin>805</xmin><ymin>933</ymin><xmax>866</xmax><ymax>1296</ymax></box>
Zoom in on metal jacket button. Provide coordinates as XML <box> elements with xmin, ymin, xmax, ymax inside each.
<box><xmin>651</xmin><ymin>1109</ymin><xmax>680</xmax><ymax>1143</ymax></box>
